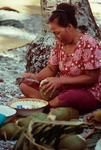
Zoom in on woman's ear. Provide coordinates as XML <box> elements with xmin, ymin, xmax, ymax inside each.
<box><xmin>65</xmin><ymin>24</ymin><xmax>73</xmax><ymax>32</ymax></box>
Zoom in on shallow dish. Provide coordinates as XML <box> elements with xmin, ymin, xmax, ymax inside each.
<box><xmin>8</xmin><ymin>98</ymin><xmax>48</xmax><ymax>116</ymax></box>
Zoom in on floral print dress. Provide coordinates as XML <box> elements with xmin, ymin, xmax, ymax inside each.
<box><xmin>48</xmin><ymin>33</ymin><xmax>101</xmax><ymax>101</ymax></box>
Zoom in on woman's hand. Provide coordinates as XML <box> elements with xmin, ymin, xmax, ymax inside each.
<box><xmin>84</xmin><ymin>113</ymin><xmax>95</xmax><ymax>124</ymax></box>
<box><xmin>22</xmin><ymin>72</ymin><xmax>35</xmax><ymax>79</ymax></box>
<box><xmin>16</xmin><ymin>72</ymin><xmax>39</xmax><ymax>85</ymax></box>
<box><xmin>41</xmin><ymin>77</ymin><xmax>62</xmax><ymax>95</ymax></box>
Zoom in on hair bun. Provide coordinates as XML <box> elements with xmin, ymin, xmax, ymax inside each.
<box><xmin>56</xmin><ymin>3</ymin><xmax>76</xmax><ymax>16</ymax></box>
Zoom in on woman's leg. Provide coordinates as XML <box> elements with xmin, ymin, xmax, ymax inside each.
<box><xmin>49</xmin><ymin>89</ymin><xmax>97</xmax><ymax>113</ymax></box>
<box><xmin>20</xmin><ymin>83</ymin><xmax>42</xmax><ymax>98</ymax></box>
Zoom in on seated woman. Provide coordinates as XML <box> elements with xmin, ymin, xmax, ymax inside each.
<box><xmin>19</xmin><ymin>3</ymin><xmax>101</xmax><ymax>113</ymax></box>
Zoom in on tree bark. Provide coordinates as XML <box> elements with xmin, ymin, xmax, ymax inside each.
<box><xmin>41</xmin><ymin>0</ymin><xmax>101</xmax><ymax>39</ymax></box>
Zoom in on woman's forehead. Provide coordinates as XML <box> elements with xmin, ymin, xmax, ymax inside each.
<box><xmin>49</xmin><ymin>22</ymin><xmax>63</xmax><ymax>31</ymax></box>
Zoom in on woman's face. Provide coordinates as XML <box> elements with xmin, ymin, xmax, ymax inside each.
<box><xmin>49</xmin><ymin>20</ymin><xmax>73</xmax><ymax>45</ymax></box>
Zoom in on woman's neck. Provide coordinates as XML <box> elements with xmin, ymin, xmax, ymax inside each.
<box><xmin>70</xmin><ymin>29</ymin><xmax>83</xmax><ymax>45</ymax></box>
<box><xmin>64</xmin><ymin>29</ymin><xmax>83</xmax><ymax>46</ymax></box>
<box><xmin>62</xmin><ymin>30</ymin><xmax>83</xmax><ymax>54</ymax></box>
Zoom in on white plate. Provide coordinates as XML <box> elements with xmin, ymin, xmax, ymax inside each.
<box><xmin>0</xmin><ymin>105</ymin><xmax>16</xmax><ymax>117</ymax></box>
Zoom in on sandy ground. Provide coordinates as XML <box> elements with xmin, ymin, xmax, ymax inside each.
<box><xmin>0</xmin><ymin>11</ymin><xmax>43</xmax><ymax>104</ymax></box>
<box><xmin>0</xmin><ymin>2</ymin><xmax>101</xmax><ymax>149</ymax></box>
<box><xmin>0</xmin><ymin>0</ymin><xmax>41</xmax><ymax>15</ymax></box>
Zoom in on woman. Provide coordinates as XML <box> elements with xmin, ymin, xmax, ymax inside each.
<box><xmin>20</xmin><ymin>3</ymin><xmax>101</xmax><ymax>113</ymax></box>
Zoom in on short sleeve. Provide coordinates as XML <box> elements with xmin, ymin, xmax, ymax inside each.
<box><xmin>48</xmin><ymin>42</ymin><xmax>59</xmax><ymax>66</ymax></box>
<box><xmin>82</xmin><ymin>35</ymin><xmax>101</xmax><ymax>70</ymax></box>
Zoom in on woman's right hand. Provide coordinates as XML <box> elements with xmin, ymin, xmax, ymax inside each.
<box><xmin>16</xmin><ymin>72</ymin><xmax>40</xmax><ymax>86</ymax></box>
<box><xmin>22</xmin><ymin>72</ymin><xmax>35</xmax><ymax>79</ymax></box>
<box><xmin>84</xmin><ymin>113</ymin><xmax>95</xmax><ymax>124</ymax></box>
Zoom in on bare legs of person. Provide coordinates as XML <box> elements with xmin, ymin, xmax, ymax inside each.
<box><xmin>20</xmin><ymin>83</ymin><xmax>42</xmax><ymax>99</ymax></box>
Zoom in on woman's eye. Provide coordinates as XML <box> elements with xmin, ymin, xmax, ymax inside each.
<box><xmin>55</xmin><ymin>32</ymin><xmax>60</xmax><ymax>36</ymax></box>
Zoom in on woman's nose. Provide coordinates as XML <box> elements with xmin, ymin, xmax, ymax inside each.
<box><xmin>56</xmin><ymin>34</ymin><xmax>61</xmax><ymax>40</ymax></box>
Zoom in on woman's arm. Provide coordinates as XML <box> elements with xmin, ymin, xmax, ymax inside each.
<box><xmin>31</xmin><ymin>64</ymin><xmax>58</xmax><ymax>81</ymax></box>
<box><xmin>40</xmin><ymin>69</ymin><xmax>100</xmax><ymax>95</ymax></box>
<box><xmin>60</xmin><ymin>69</ymin><xmax>100</xmax><ymax>86</ymax></box>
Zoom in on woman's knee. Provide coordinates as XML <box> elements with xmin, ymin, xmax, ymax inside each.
<box><xmin>49</xmin><ymin>97</ymin><xmax>61</xmax><ymax>107</ymax></box>
<box><xmin>58</xmin><ymin>89</ymin><xmax>97</xmax><ymax>112</ymax></box>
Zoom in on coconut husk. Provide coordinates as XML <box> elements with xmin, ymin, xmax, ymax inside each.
<box><xmin>58</xmin><ymin>134</ymin><xmax>87</xmax><ymax>150</ymax></box>
<box><xmin>93</xmin><ymin>109</ymin><xmax>101</xmax><ymax>123</ymax></box>
<box><xmin>48</xmin><ymin>107</ymin><xmax>79</xmax><ymax>121</ymax></box>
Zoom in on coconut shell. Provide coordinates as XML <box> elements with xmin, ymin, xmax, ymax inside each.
<box><xmin>40</xmin><ymin>79</ymin><xmax>48</xmax><ymax>87</ymax></box>
<box><xmin>40</xmin><ymin>86</ymin><xmax>54</xmax><ymax>101</ymax></box>
<box><xmin>93</xmin><ymin>109</ymin><xmax>101</xmax><ymax>122</ymax></box>
<box><xmin>40</xmin><ymin>79</ymin><xmax>56</xmax><ymax>100</ymax></box>
<box><xmin>58</xmin><ymin>134</ymin><xmax>87</xmax><ymax>150</ymax></box>
<box><xmin>0</xmin><ymin>123</ymin><xmax>22</xmax><ymax>140</ymax></box>
<box><xmin>48</xmin><ymin>107</ymin><xmax>79</xmax><ymax>121</ymax></box>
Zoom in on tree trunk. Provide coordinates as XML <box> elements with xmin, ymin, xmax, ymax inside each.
<box><xmin>41</xmin><ymin>0</ymin><xmax>101</xmax><ymax>39</ymax></box>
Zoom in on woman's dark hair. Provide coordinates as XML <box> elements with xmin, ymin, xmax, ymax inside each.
<box><xmin>48</xmin><ymin>3</ymin><xmax>77</xmax><ymax>28</ymax></box>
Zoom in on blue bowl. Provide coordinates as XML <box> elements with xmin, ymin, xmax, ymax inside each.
<box><xmin>0</xmin><ymin>113</ymin><xmax>6</xmax><ymax>125</ymax></box>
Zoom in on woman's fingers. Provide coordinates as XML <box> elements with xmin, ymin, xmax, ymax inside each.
<box><xmin>45</xmin><ymin>84</ymin><xmax>54</xmax><ymax>95</ymax></box>
<box><xmin>84</xmin><ymin>113</ymin><xmax>95</xmax><ymax>123</ymax></box>
<box><xmin>22</xmin><ymin>78</ymin><xmax>33</xmax><ymax>85</ymax></box>
<box><xmin>21</xmin><ymin>72</ymin><xmax>33</xmax><ymax>78</ymax></box>
<box><xmin>49</xmin><ymin>87</ymin><xmax>56</xmax><ymax>98</ymax></box>
<box><xmin>41</xmin><ymin>82</ymin><xmax>51</xmax><ymax>92</ymax></box>
<box><xmin>40</xmin><ymin>82</ymin><xmax>55</xmax><ymax>96</ymax></box>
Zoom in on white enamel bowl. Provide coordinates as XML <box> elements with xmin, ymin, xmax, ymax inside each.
<box><xmin>8</xmin><ymin>98</ymin><xmax>48</xmax><ymax>116</ymax></box>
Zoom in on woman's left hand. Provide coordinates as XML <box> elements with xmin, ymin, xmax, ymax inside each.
<box><xmin>41</xmin><ymin>77</ymin><xmax>62</xmax><ymax>95</ymax></box>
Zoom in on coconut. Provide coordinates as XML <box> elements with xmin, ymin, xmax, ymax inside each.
<box><xmin>40</xmin><ymin>79</ymin><xmax>55</xmax><ymax>100</ymax></box>
<box><xmin>48</xmin><ymin>107</ymin><xmax>79</xmax><ymax>121</ymax></box>
<box><xmin>0</xmin><ymin>123</ymin><xmax>22</xmax><ymax>140</ymax></box>
<box><xmin>93</xmin><ymin>109</ymin><xmax>101</xmax><ymax>123</ymax></box>
<box><xmin>40</xmin><ymin>87</ymin><xmax>54</xmax><ymax>100</ymax></box>
<box><xmin>40</xmin><ymin>79</ymin><xmax>49</xmax><ymax>87</ymax></box>
<box><xmin>58</xmin><ymin>134</ymin><xmax>87</xmax><ymax>150</ymax></box>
